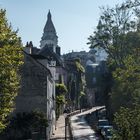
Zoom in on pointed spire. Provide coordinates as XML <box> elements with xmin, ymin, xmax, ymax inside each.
<box><xmin>40</xmin><ymin>10</ymin><xmax>58</xmax><ymax>49</ymax></box>
<box><xmin>44</xmin><ymin>10</ymin><xmax>56</xmax><ymax>32</ymax></box>
<box><xmin>48</xmin><ymin>10</ymin><xmax>51</xmax><ymax>19</ymax></box>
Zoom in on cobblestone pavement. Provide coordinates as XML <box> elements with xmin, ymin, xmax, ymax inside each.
<box><xmin>50</xmin><ymin>115</ymin><xmax>70</xmax><ymax>140</ymax></box>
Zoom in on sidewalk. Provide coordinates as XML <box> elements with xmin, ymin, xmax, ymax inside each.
<box><xmin>50</xmin><ymin>115</ymin><xmax>70</xmax><ymax>140</ymax></box>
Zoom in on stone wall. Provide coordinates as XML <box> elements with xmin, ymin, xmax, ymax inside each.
<box><xmin>14</xmin><ymin>54</ymin><xmax>50</xmax><ymax>114</ymax></box>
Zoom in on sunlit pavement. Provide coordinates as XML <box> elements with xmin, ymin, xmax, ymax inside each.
<box><xmin>70</xmin><ymin>106</ymin><xmax>104</xmax><ymax>140</ymax></box>
<box><xmin>50</xmin><ymin>115</ymin><xmax>70</xmax><ymax>140</ymax></box>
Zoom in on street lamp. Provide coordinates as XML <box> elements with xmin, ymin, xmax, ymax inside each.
<box><xmin>63</xmin><ymin>110</ymin><xmax>68</xmax><ymax>140</ymax></box>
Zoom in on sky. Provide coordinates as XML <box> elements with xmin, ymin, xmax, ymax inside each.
<box><xmin>0</xmin><ymin>0</ymin><xmax>125</xmax><ymax>54</ymax></box>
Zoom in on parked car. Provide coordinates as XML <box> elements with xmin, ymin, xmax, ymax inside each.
<box><xmin>97</xmin><ymin>119</ymin><xmax>109</xmax><ymax>130</ymax></box>
<box><xmin>101</xmin><ymin>125</ymin><xmax>113</xmax><ymax>139</ymax></box>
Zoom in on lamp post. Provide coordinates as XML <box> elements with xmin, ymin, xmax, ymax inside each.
<box><xmin>64</xmin><ymin>111</ymin><xmax>67</xmax><ymax>140</ymax></box>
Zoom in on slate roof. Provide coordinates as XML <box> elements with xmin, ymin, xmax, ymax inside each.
<box><xmin>38</xmin><ymin>45</ymin><xmax>63</xmax><ymax>66</ymax></box>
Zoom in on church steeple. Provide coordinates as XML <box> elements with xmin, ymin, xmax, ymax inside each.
<box><xmin>40</xmin><ymin>10</ymin><xmax>58</xmax><ymax>51</ymax></box>
<box><xmin>48</xmin><ymin>10</ymin><xmax>51</xmax><ymax>19</ymax></box>
<box><xmin>43</xmin><ymin>10</ymin><xmax>56</xmax><ymax>33</ymax></box>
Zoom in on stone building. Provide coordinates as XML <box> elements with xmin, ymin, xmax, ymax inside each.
<box><xmin>14</xmin><ymin>11</ymin><xmax>65</xmax><ymax>140</ymax></box>
<box><xmin>16</xmin><ymin>52</ymin><xmax>53</xmax><ymax>114</ymax></box>
<box><xmin>63</xmin><ymin>50</ymin><xmax>96</xmax><ymax>67</ymax></box>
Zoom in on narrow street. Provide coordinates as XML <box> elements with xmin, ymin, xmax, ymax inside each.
<box><xmin>70</xmin><ymin>106</ymin><xmax>104</xmax><ymax>140</ymax></box>
<box><xmin>51</xmin><ymin>106</ymin><xmax>104</xmax><ymax>140</ymax></box>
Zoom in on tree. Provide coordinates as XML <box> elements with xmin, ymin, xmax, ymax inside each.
<box><xmin>111</xmin><ymin>55</ymin><xmax>140</xmax><ymax>112</ymax></box>
<box><xmin>87</xmin><ymin>0</ymin><xmax>140</xmax><ymax>108</ymax></box>
<box><xmin>72</xmin><ymin>59</ymin><xmax>85</xmax><ymax>109</ymax></box>
<box><xmin>87</xmin><ymin>2</ymin><xmax>140</xmax><ymax>67</ymax></box>
<box><xmin>110</xmin><ymin>13</ymin><xmax>140</xmax><ymax>140</ymax></box>
<box><xmin>113</xmin><ymin>106</ymin><xmax>140</xmax><ymax>140</ymax></box>
<box><xmin>0</xmin><ymin>9</ymin><xmax>23</xmax><ymax>132</ymax></box>
<box><xmin>88</xmin><ymin>1</ymin><xmax>140</xmax><ymax>138</ymax></box>
<box><xmin>65</xmin><ymin>58</ymin><xmax>85</xmax><ymax>110</ymax></box>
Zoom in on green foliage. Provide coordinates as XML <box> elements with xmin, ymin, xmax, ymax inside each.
<box><xmin>56</xmin><ymin>95</ymin><xmax>65</xmax><ymax>105</ymax></box>
<box><xmin>111</xmin><ymin>55</ymin><xmax>140</xmax><ymax>112</ymax></box>
<box><xmin>75</xmin><ymin>60</ymin><xmax>85</xmax><ymax>73</ymax></box>
<box><xmin>73</xmin><ymin>59</ymin><xmax>85</xmax><ymax>108</ymax></box>
<box><xmin>87</xmin><ymin>2</ymin><xmax>140</xmax><ymax>67</ymax></box>
<box><xmin>13</xmin><ymin>111</ymin><xmax>48</xmax><ymax>129</ymax></box>
<box><xmin>55</xmin><ymin>83</ymin><xmax>67</xmax><ymax>104</ymax></box>
<box><xmin>87</xmin><ymin>1</ymin><xmax>140</xmax><ymax>138</ymax></box>
<box><xmin>113</xmin><ymin>106</ymin><xmax>140</xmax><ymax>140</ymax></box>
<box><xmin>0</xmin><ymin>9</ymin><xmax>23</xmax><ymax>132</ymax></box>
<box><xmin>75</xmin><ymin>61</ymin><xmax>85</xmax><ymax>73</ymax></box>
<box><xmin>68</xmin><ymin>58</ymin><xmax>85</xmax><ymax>73</ymax></box>
<box><xmin>79</xmin><ymin>91</ymin><xmax>85</xmax><ymax>98</ymax></box>
<box><xmin>111</xmin><ymin>55</ymin><xmax>140</xmax><ymax>138</ymax></box>
<box><xmin>1</xmin><ymin>111</ymin><xmax>48</xmax><ymax>139</ymax></box>
<box><xmin>55</xmin><ymin>83</ymin><xmax>68</xmax><ymax>118</ymax></box>
<box><xmin>55</xmin><ymin>83</ymin><xmax>68</xmax><ymax>96</ymax></box>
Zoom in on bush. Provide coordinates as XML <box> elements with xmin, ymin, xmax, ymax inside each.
<box><xmin>0</xmin><ymin>111</ymin><xmax>48</xmax><ymax>139</ymax></box>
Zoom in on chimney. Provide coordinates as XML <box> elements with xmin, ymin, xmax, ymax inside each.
<box><xmin>56</xmin><ymin>46</ymin><xmax>61</xmax><ymax>56</ymax></box>
<box><xmin>24</xmin><ymin>41</ymin><xmax>33</xmax><ymax>54</ymax></box>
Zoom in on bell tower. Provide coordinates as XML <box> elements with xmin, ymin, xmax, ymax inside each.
<box><xmin>40</xmin><ymin>10</ymin><xmax>58</xmax><ymax>53</ymax></box>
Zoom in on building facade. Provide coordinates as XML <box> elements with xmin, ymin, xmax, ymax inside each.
<box><xmin>14</xmin><ymin>11</ymin><xmax>65</xmax><ymax>140</ymax></box>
